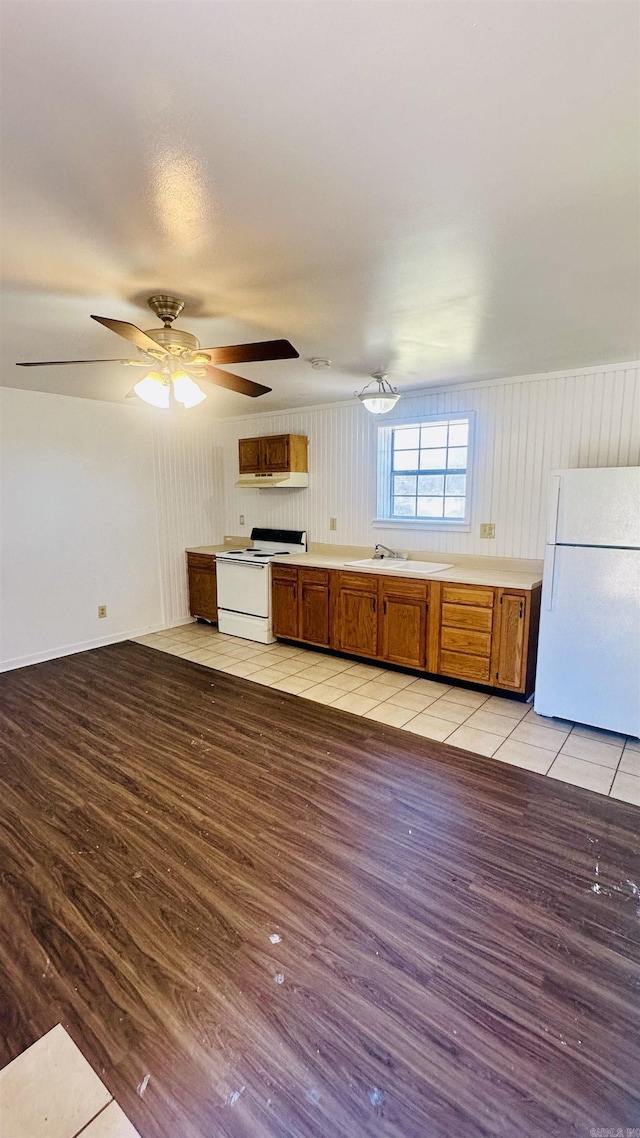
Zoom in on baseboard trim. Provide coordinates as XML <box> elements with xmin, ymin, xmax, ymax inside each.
<box><xmin>0</xmin><ymin>620</ymin><xmax>194</xmax><ymax>674</ymax></box>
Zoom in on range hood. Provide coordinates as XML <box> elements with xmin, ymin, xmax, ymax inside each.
<box><xmin>235</xmin><ymin>472</ymin><xmax>309</xmax><ymax>489</ymax></box>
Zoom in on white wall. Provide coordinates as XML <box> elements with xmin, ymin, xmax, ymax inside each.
<box><xmin>0</xmin><ymin>388</ymin><xmax>220</xmax><ymax>670</ymax></box>
<box><xmin>2</xmin><ymin>359</ymin><xmax>637</xmax><ymax>671</ymax></box>
<box><xmin>216</xmin><ymin>362</ymin><xmax>640</xmax><ymax>560</ymax></box>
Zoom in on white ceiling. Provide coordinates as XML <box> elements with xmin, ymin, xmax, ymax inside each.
<box><xmin>1</xmin><ymin>1</ymin><xmax>638</xmax><ymax>417</ymax></box>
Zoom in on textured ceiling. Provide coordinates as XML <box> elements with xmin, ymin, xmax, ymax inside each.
<box><xmin>1</xmin><ymin>1</ymin><xmax>638</xmax><ymax>416</ymax></box>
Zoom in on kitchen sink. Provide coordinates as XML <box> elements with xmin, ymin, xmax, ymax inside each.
<box><xmin>345</xmin><ymin>558</ymin><xmax>454</xmax><ymax>574</ymax></box>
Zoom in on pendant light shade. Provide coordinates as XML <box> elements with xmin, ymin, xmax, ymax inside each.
<box><xmin>134</xmin><ymin>371</ymin><xmax>170</xmax><ymax>409</ymax></box>
<box><xmin>133</xmin><ymin>368</ymin><xmax>206</xmax><ymax>409</ymax></box>
<box><xmin>356</xmin><ymin>371</ymin><xmax>401</xmax><ymax>415</ymax></box>
<box><xmin>172</xmin><ymin>370</ymin><xmax>206</xmax><ymax>408</ymax></box>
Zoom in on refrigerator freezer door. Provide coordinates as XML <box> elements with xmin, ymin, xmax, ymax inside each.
<box><xmin>553</xmin><ymin>466</ymin><xmax>640</xmax><ymax>548</ymax></box>
<box><xmin>535</xmin><ymin>544</ymin><xmax>640</xmax><ymax>735</ymax></box>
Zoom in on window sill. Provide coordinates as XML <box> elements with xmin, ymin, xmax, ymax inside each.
<box><xmin>373</xmin><ymin>518</ymin><xmax>471</xmax><ymax>533</ymax></box>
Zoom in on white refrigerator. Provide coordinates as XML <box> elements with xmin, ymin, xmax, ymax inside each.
<box><xmin>534</xmin><ymin>466</ymin><xmax>640</xmax><ymax>737</ymax></box>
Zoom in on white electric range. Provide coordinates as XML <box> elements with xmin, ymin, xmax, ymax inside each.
<box><xmin>216</xmin><ymin>527</ymin><xmax>307</xmax><ymax>643</ymax></box>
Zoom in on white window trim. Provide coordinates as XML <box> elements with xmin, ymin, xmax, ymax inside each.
<box><xmin>374</xmin><ymin>410</ymin><xmax>475</xmax><ymax>531</ymax></box>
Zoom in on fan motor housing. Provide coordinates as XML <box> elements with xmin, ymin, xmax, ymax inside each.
<box><xmin>144</xmin><ymin>326</ymin><xmax>200</xmax><ymax>354</ymax></box>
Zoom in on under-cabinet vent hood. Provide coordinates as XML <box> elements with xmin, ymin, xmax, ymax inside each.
<box><xmin>235</xmin><ymin>472</ymin><xmax>309</xmax><ymax>489</ymax></box>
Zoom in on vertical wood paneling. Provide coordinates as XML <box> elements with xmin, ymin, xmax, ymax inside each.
<box><xmin>153</xmin><ymin>415</ymin><xmax>222</xmax><ymax>624</ymax></box>
<box><xmin>207</xmin><ymin>362</ymin><xmax>639</xmax><ymax>562</ymax></box>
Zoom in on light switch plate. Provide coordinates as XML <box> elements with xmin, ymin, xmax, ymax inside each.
<box><xmin>480</xmin><ymin>523</ymin><xmax>495</xmax><ymax>539</ymax></box>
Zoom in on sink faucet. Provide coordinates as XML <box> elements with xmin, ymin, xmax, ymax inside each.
<box><xmin>373</xmin><ymin>543</ymin><xmax>401</xmax><ymax>559</ymax></box>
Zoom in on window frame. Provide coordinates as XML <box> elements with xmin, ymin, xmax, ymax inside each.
<box><xmin>374</xmin><ymin>411</ymin><xmax>475</xmax><ymax>531</ymax></box>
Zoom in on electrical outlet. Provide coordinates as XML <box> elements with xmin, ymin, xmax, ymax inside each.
<box><xmin>480</xmin><ymin>523</ymin><xmax>495</xmax><ymax>539</ymax></box>
<box><xmin>329</xmin><ymin>517</ymin><xmax>337</xmax><ymax>531</ymax></box>
<box><xmin>239</xmin><ymin>514</ymin><xmax>245</xmax><ymax>526</ymax></box>
<box><xmin>98</xmin><ymin>605</ymin><xmax>107</xmax><ymax>619</ymax></box>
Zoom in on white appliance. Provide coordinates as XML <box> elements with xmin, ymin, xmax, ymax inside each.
<box><xmin>216</xmin><ymin>527</ymin><xmax>307</xmax><ymax>643</ymax></box>
<box><xmin>534</xmin><ymin>467</ymin><xmax>640</xmax><ymax>736</ymax></box>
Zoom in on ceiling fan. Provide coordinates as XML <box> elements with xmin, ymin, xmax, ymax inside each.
<box><xmin>16</xmin><ymin>294</ymin><xmax>299</xmax><ymax>408</ymax></box>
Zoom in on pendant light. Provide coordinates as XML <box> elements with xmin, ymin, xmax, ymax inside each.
<box><xmin>356</xmin><ymin>371</ymin><xmax>401</xmax><ymax>415</ymax></box>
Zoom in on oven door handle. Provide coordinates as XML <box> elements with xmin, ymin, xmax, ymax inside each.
<box><xmin>217</xmin><ymin>560</ymin><xmax>267</xmax><ymax>571</ymax></box>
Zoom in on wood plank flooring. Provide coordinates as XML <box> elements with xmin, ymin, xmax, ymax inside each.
<box><xmin>1</xmin><ymin>641</ymin><xmax>639</xmax><ymax>1137</ymax></box>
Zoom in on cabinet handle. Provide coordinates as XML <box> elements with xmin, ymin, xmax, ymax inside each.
<box><xmin>383</xmin><ymin>599</ymin><xmax>387</xmax><ymax>615</ymax></box>
<box><xmin>293</xmin><ymin>586</ymin><xmax>297</xmax><ymax>599</ymax></box>
<box><xmin>372</xmin><ymin>597</ymin><xmax>376</xmax><ymax>613</ymax></box>
<box><xmin>519</xmin><ymin>600</ymin><xmax>524</xmax><ymax>618</ymax></box>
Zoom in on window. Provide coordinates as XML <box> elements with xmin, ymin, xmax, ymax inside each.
<box><xmin>376</xmin><ymin>413</ymin><xmax>473</xmax><ymax>527</ymax></box>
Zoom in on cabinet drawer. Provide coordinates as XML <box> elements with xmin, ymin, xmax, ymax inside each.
<box><xmin>440</xmin><ymin>651</ymin><xmax>491</xmax><ymax>683</ymax></box>
<box><xmin>187</xmin><ymin>553</ymin><xmax>216</xmax><ymax>570</ymax></box>
<box><xmin>272</xmin><ymin>564</ymin><xmax>297</xmax><ymax>582</ymax></box>
<box><xmin>336</xmin><ymin>571</ymin><xmax>378</xmax><ymax>593</ymax></box>
<box><xmin>441</xmin><ymin>585</ymin><xmax>494</xmax><ymax>608</ymax></box>
<box><xmin>379</xmin><ymin>576</ymin><xmax>428</xmax><ymax>601</ymax></box>
<box><xmin>441</xmin><ymin>627</ymin><xmax>492</xmax><ymax>657</ymax></box>
<box><xmin>441</xmin><ymin>603</ymin><xmax>493</xmax><ymax>632</ymax></box>
<box><xmin>299</xmin><ymin>567</ymin><xmax>329</xmax><ymax>586</ymax></box>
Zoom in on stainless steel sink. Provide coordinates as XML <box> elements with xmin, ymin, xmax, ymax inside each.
<box><xmin>345</xmin><ymin>558</ymin><xmax>454</xmax><ymax>575</ymax></box>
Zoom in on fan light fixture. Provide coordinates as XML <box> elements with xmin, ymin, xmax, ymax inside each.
<box><xmin>356</xmin><ymin>371</ymin><xmax>400</xmax><ymax>415</ymax></box>
<box><xmin>134</xmin><ymin>367</ymin><xmax>206</xmax><ymax>410</ymax></box>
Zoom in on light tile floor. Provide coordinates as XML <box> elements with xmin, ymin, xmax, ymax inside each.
<box><xmin>134</xmin><ymin>624</ymin><xmax>640</xmax><ymax>805</ymax></box>
<box><xmin>0</xmin><ymin>1024</ymin><xmax>141</xmax><ymax>1137</ymax></box>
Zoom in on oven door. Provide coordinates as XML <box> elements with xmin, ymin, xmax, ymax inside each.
<box><xmin>216</xmin><ymin>558</ymin><xmax>270</xmax><ymax>618</ymax></box>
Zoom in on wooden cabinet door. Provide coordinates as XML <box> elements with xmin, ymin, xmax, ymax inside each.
<box><xmin>495</xmin><ymin>592</ymin><xmax>527</xmax><ymax>690</ymax></box>
<box><xmin>299</xmin><ymin>568</ymin><xmax>330</xmax><ymax>646</ymax></box>
<box><xmin>379</xmin><ymin>579</ymin><xmax>427</xmax><ymax>669</ymax></box>
<box><xmin>261</xmin><ymin>435</ymin><xmax>290</xmax><ymax>472</ymax></box>
<box><xmin>188</xmin><ymin>563</ymin><xmax>217</xmax><ymax>622</ymax></box>
<box><xmin>238</xmin><ymin>437</ymin><xmax>262</xmax><ymax>473</ymax></box>
<box><xmin>333</xmin><ymin>574</ymin><xmax>378</xmax><ymax>657</ymax></box>
<box><xmin>272</xmin><ymin>568</ymin><xmax>299</xmax><ymax>639</ymax></box>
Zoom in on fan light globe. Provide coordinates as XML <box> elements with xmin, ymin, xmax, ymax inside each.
<box><xmin>134</xmin><ymin>371</ymin><xmax>170</xmax><ymax>409</ymax></box>
<box><xmin>356</xmin><ymin>372</ymin><xmax>401</xmax><ymax>415</ymax></box>
<box><xmin>172</xmin><ymin>371</ymin><xmax>206</xmax><ymax>408</ymax></box>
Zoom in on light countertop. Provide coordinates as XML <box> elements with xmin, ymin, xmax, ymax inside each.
<box><xmin>187</xmin><ymin>542</ymin><xmax>542</xmax><ymax>590</ymax></box>
<box><xmin>269</xmin><ymin>552</ymin><xmax>542</xmax><ymax>590</ymax></box>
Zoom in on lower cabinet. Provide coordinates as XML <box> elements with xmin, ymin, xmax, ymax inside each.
<box><xmin>272</xmin><ymin>565</ymin><xmax>299</xmax><ymax>639</ymax></box>
<box><xmin>187</xmin><ymin>553</ymin><xmax>218</xmax><ymax>622</ymax></box>
<box><xmin>379</xmin><ymin>577</ymin><xmax>428</xmax><ymax>669</ymax></box>
<box><xmin>270</xmin><ymin>565</ymin><xmax>540</xmax><ymax>697</ymax></box>
<box><xmin>434</xmin><ymin>583</ymin><xmax>495</xmax><ymax>685</ymax></box>
<box><xmin>494</xmin><ymin>591</ymin><xmax>532</xmax><ymax>692</ymax></box>
<box><xmin>299</xmin><ymin>568</ymin><xmax>331</xmax><ymax>647</ymax></box>
<box><xmin>332</xmin><ymin>572</ymin><xmax>378</xmax><ymax>657</ymax></box>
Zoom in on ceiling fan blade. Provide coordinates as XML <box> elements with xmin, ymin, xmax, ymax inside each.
<box><xmin>199</xmin><ymin>339</ymin><xmax>298</xmax><ymax>365</ymax></box>
<box><xmin>16</xmin><ymin>358</ymin><xmax>133</xmax><ymax>367</ymax></box>
<box><xmin>90</xmin><ymin>315</ymin><xmax>168</xmax><ymax>356</ymax></box>
<box><xmin>200</xmin><ymin>366</ymin><xmax>271</xmax><ymax>397</ymax></box>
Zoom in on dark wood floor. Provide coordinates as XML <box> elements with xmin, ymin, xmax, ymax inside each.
<box><xmin>1</xmin><ymin>642</ymin><xmax>639</xmax><ymax>1137</ymax></box>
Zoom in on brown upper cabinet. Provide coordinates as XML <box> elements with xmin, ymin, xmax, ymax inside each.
<box><xmin>238</xmin><ymin>434</ymin><xmax>308</xmax><ymax>475</ymax></box>
<box><xmin>187</xmin><ymin>553</ymin><xmax>218</xmax><ymax>623</ymax></box>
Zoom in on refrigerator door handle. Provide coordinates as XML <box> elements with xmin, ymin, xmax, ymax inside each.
<box><xmin>547</xmin><ymin>474</ymin><xmax>561</xmax><ymax>544</ymax></box>
<box><xmin>542</xmin><ymin>546</ymin><xmax>556</xmax><ymax>611</ymax></box>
